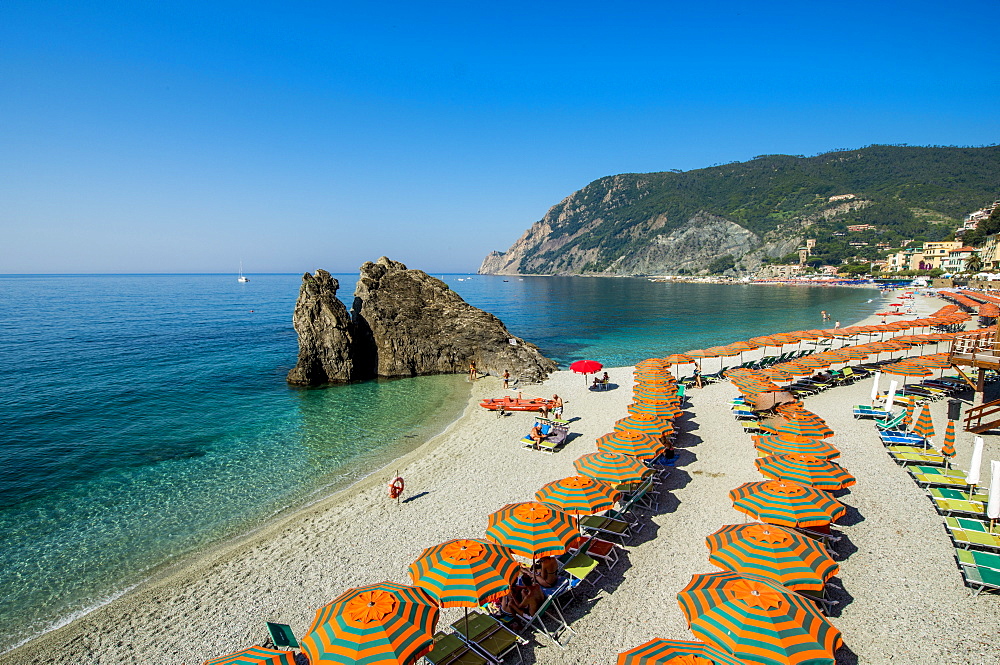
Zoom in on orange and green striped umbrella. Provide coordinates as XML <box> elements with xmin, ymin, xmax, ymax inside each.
<box><xmin>614</xmin><ymin>413</ymin><xmax>674</xmax><ymax>438</ymax></box>
<box><xmin>634</xmin><ymin>386</ymin><xmax>679</xmax><ymax>401</ymax></box>
<box><xmin>901</xmin><ymin>401</ymin><xmax>916</xmax><ymax>430</ymax></box>
<box><xmin>661</xmin><ymin>353</ymin><xmax>694</xmax><ymax>366</ymax></box>
<box><xmin>752</xmin><ymin>434</ymin><xmax>840</xmax><ymax>460</ymax></box>
<box><xmin>574</xmin><ymin>452</ymin><xmax>651</xmax><ymax>485</ymax></box>
<box><xmin>883</xmin><ymin>362</ymin><xmax>931</xmax><ymax>378</ymax></box>
<box><xmin>755</xmin><ymin>454</ymin><xmax>856</xmax><ymax>491</ymax></box>
<box><xmin>203</xmin><ymin>647</ymin><xmax>296</xmax><ymax>665</ymax></box>
<box><xmin>677</xmin><ymin>571</ymin><xmax>843</xmax><ymax>665</ymax></box>
<box><xmin>941</xmin><ymin>419</ymin><xmax>957</xmax><ymax>458</ymax></box>
<box><xmin>409</xmin><ymin>539</ymin><xmax>520</xmax><ymax>608</ymax></box>
<box><xmin>637</xmin><ymin>357</ymin><xmax>671</xmax><ymax>370</ymax></box>
<box><xmin>597</xmin><ymin>430</ymin><xmax>665</xmax><ymax>460</ymax></box>
<box><xmin>912</xmin><ymin>404</ymin><xmax>935</xmax><ymax>440</ymax></box>
<box><xmin>834</xmin><ymin>346</ymin><xmax>870</xmax><ymax>360</ymax></box>
<box><xmin>628</xmin><ymin>401</ymin><xmax>681</xmax><ymax>420</ymax></box>
<box><xmin>485</xmin><ymin>502</ymin><xmax>577</xmax><ymax>558</ymax></box>
<box><xmin>617</xmin><ymin>638</ymin><xmax>746</xmax><ymax>665</ymax></box>
<box><xmin>758</xmin><ymin>417</ymin><xmax>834</xmax><ymax>439</ymax></box>
<box><xmin>774</xmin><ymin>362</ymin><xmax>813</xmax><ymax>377</ymax></box>
<box><xmin>535</xmin><ymin>475</ymin><xmax>621</xmax><ymax>514</ymax></box>
<box><xmin>705</xmin><ymin>523</ymin><xmax>840</xmax><ymax>592</ymax></box>
<box><xmin>300</xmin><ymin>582</ymin><xmax>439</xmax><ymax>665</ymax></box>
<box><xmin>730</xmin><ymin>481</ymin><xmax>845</xmax><ymax>528</ymax></box>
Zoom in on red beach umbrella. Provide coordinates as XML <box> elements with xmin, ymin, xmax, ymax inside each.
<box><xmin>570</xmin><ymin>359</ymin><xmax>603</xmax><ymax>385</ymax></box>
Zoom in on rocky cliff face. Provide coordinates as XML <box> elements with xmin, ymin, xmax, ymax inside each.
<box><xmin>286</xmin><ymin>270</ymin><xmax>356</xmax><ymax>385</ymax></box>
<box><xmin>287</xmin><ymin>258</ymin><xmax>557</xmax><ymax>386</ymax></box>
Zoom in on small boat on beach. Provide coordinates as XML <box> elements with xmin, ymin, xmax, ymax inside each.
<box><xmin>480</xmin><ymin>396</ymin><xmax>555</xmax><ymax>412</ymax></box>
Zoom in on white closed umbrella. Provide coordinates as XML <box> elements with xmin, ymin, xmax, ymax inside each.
<box><xmin>988</xmin><ymin>460</ymin><xmax>1000</xmax><ymax>532</ymax></box>
<box><xmin>870</xmin><ymin>370</ymin><xmax>882</xmax><ymax>405</ymax></box>
<box><xmin>883</xmin><ymin>379</ymin><xmax>898</xmax><ymax>412</ymax></box>
<box><xmin>968</xmin><ymin>436</ymin><xmax>985</xmax><ymax>494</ymax></box>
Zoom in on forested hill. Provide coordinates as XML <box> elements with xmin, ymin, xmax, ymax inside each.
<box><xmin>479</xmin><ymin>145</ymin><xmax>1000</xmax><ymax>276</ymax></box>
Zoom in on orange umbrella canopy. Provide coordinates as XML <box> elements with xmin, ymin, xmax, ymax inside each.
<box><xmin>535</xmin><ymin>475</ymin><xmax>620</xmax><ymax>514</ymax></box>
<box><xmin>203</xmin><ymin>647</ymin><xmax>296</xmax><ymax>665</ymax></box>
<box><xmin>912</xmin><ymin>404</ymin><xmax>936</xmax><ymax>440</ymax></box>
<box><xmin>617</xmin><ymin>638</ymin><xmax>746</xmax><ymax>665</ymax></box>
<box><xmin>615</xmin><ymin>414</ymin><xmax>674</xmax><ymax>438</ymax></box>
<box><xmin>677</xmin><ymin>571</ymin><xmax>843</xmax><ymax>665</ymax></box>
<box><xmin>941</xmin><ymin>418</ymin><xmax>957</xmax><ymax>458</ymax></box>
<box><xmin>755</xmin><ymin>454</ymin><xmax>857</xmax><ymax>491</ymax></box>
<box><xmin>758</xmin><ymin>417</ymin><xmax>834</xmax><ymax>439</ymax></box>
<box><xmin>752</xmin><ymin>434</ymin><xmax>840</xmax><ymax>460</ymax></box>
<box><xmin>485</xmin><ymin>502</ymin><xmax>578</xmax><ymax>558</ymax></box>
<box><xmin>300</xmin><ymin>582</ymin><xmax>439</xmax><ymax>665</ymax></box>
<box><xmin>705</xmin><ymin>523</ymin><xmax>840</xmax><ymax>592</ymax></box>
<box><xmin>730</xmin><ymin>481</ymin><xmax>845</xmax><ymax>528</ymax></box>
<box><xmin>408</xmin><ymin>539</ymin><xmax>520</xmax><ymax>608</ymax></box>
<box><xmin>597</xmin><ymin>430</ymin><xmax>665</xmax><ymax>460</ymax></box>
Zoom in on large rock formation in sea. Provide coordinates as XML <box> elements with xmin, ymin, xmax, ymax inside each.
<box><xmin>287</xmin><ymin>257</ymin><xmax>557</xmax><ymax>386</ymax></box>
<box><xmin>479</xmin><ymin>145</ymin><xmax>1000</xmax><ymax>276</ymax></box>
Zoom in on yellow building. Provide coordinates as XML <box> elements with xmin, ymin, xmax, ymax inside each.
<box><xmin>919</xmin><ymin>241</ymin><xmax>961</xmax><ymax>269</ymax></box>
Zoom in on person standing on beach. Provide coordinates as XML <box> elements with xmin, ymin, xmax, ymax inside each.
<box><xmin>551</xmin><ymin>394</ymin><xmax>563</xmax><ymax>419</ymax></box>
<box><xmin>503</xmin><ymin>370</ymin><xmax>510</xmax><ymax>389</ymax></box>
<box><xmin>693</xmin><ymin>360</ymin><xmax>703</xmax><ymax>389</ymax></box>
<box><xmin>469</xmin><ymin>361</ymin><xmax>478</xmax><ymax>381</ymax></box>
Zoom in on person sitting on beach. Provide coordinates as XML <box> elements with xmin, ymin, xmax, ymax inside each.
<box><xmin>591</xmin><ymin>376</ymin><xmax>601</xmax><ymax>389</ymax></box>
<box><xmin>551</xmin><ymin>394</ymin><xmax>563</xmax><ymax>419</ymax></box>
<box><xmin>531</xmin><ymin>556</ymin><xmax>559</xmax><ymax>588</ymax></box>
<box><xmin>500</xmin><ymin>573</ymin><xmax>543</xmax><ymax>619</ymax></box>
<box><xmin>529</xmin><ymin>422</ymin><xmax>547</xmax><ymax>446</ymax></box>
<box><xmin>602</xmin><ymin>371</ymin><xmax>609</xmax><ymax>384</ymax></box>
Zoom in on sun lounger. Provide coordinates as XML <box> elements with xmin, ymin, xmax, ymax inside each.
<box><xmin>874</xmin><ymin>412</ymin><xmax>907</xmax><ymax>432</ymax></box>
<box><xmin>567</xmin><ymin>535</ymin><xmax>620</xmax><ymax>570</ymax></box>
<box><xmin>914</xmin><ymin>473</ymin><xmax>971</xmax><ymax>489</ymax></box>
<box><xmin>265</xmin><ymin>622</ymin><xmax>299</xmax><ymax>650</ymax></box>
<box><xmin>911</xmin><ymin>465</ymin><xmax>966</xmax><ymax>478</ymax></box>
<box><xmin>519</xmin><ymin>421</ymin><xmax>569</xmax><ymax>454</ymax></box>
<box><xmin>958</xmin><ymin>561</ymin><xmax>1000</xmax><ymax>595</ymax></box>
<box><xmin>888</xmin><ymin>449</ymin><xmax>946</xmax><ymax>466</ymax></box>
<box><xmin>425</xmin><ymin>631</ymin><xmax>490</xmax><ymax>665</ymax></box>
<box><xmin>449</xmin><ymin>611</ymin><xmax>525</xmax><ymax>664</ymax></box>
<box><xmin>579</xmin><ymin>514</ymin><xmax>632</xmax><ymax>543</ymax></box>
<box><xmin>929</xmin><ymin>487</ymin><xmax>988</xmax><ymax>502</ymax></box>
<box><xmin>934</xmin><ymin>497</ymin><xmax>987</xmax><ymax>518</ymax></box>
<box><xmin>557</xmin><ymin>540</ymin><xmax>603</xmax><ymax>593</ymax></box>
<box><xmin>517</xmin><ymin>580</ymin><xmax>573</xmax><ymax>648</ymax></box>
<box><xmin>946</xmin><ymin>523</ymin><xmax>1000</xmax><ymax>552</ymax></box>
<box><xmin>854</xmin><ymin>406</ymin><xmax>890</xmax><ymax>419</ymax></box>
<box><xmin>956</xmin><ymin>547</ymin><xmax>1000</xmax><ymax>572</ymax></box>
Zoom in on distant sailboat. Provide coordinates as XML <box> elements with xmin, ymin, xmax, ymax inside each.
<box><xmin>238</xmin><ymin>262</ymin><xmax>249</xmax><ymax>283</ymax></box>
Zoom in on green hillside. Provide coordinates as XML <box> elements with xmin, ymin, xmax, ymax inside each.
<box><xmin>514</xmin><ymin>144</ymin><xmax>1000</xmax><ymax>273</ymax></box>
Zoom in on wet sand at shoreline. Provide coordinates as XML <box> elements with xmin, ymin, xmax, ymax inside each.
<box><xmin>8</xmin><ymin>292</ymin><xmax>1000</xmax><ymax>665</ymax></box>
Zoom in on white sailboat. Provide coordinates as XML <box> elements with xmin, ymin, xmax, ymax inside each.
<box><xmin>238</xmin><ymin>261</ymin><xmax>249</xmax><ymax>283</ymax></box>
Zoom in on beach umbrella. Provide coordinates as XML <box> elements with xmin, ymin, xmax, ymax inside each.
<box><xmin>774</xmin><ymin>363</ymin><xmax>814</xmax><ymax>377</ymax></box>
<box><xmin>203</xmin><ymin>646</ymin><xmax>296</xmax><ymax>665</ymax></box>
<box><xmin>617</xmin><ymin>638</ymin><xmax>746</xmax><ymax>665</ymax></box>
<box><xmin>705</xmin><ymin>523</ymin><xmax>840</xmax><ymax>592</ymax></box>
<box><xmin>485</xmin><ymin>502</ymin><xmax>578</xmax><ymax>558</ymax></box>
<box><xmin>574</xmin><ymin>452</ymin><xmax>651</xmax><ymax>486</ymax></box>
<box><xmin>940</xmin><ymin>419</ymin><xmax>957</xmax><ymax>459</ymax></box>
<box><xmin>968</xmin><ymin>436</ymin><xmax>985</xmax><ymax>492</ymax></box>
<box><xmin>752</xmin><ymin>434</ymin><xmax>840</xmax><ymax>460</ymax></box>
<box><xmin>677</xmin><ymin>571</ymin><xmax>843</xmax><ymax>665</ymax></box>
<box><xmin>408</xmin><ymin>539</ymin><xmax>520</xmax><ymax>609</ymax></box>
<box><xmin>912</xmin><ymin>404</ymin><xmax>936</xmax><ymax>443</ymax></box>
<box><xmin>569</xmin><ymin>359</ymin><xmax>603</xmax><ymax>385</ymax></box>
<box><xmin>730</xmin><ymin>481</ymin><xmax>845</xmax><ymax>528</ymax></box>
<box><xmin>535</xmin><ymin>475</ymin><xmax>620</xmax><ymax>514</ymax></box>
<box><xmin>901</xmin><ymin>401</ymin><xmax>916</xmax><ymax>430</ymax></box>
<box><xmin>597</xmin><ymin>430</ymin><xmax>665</xmax><ymax>460</ymax></box>
<box><xmin>758</xmin><ymin>417</ymin><xmax>834</xmax><ymax>439</ymax></box>
<box><xmin>628</xmin><ymin>401</ymin><xmax>681</xmax><ymax>420</ymax></box>
<box><xmin>614</xmin><ymin>413</ymin><xmax>674</xmax><ymax>438</ymax></box>
<box><xmin>883</xmin><ymin>362</ymin><xmax>932</xmax><ymax>379</ymax></box>
<box><xmin>755</xmin><ymin>454</ymin><xmax>856</xmax><ymax>491</ymax></box>
<box><xmin>300</xmin><ymin>582</ymin><xmax>439</xmax><ymax>665</ymax></box>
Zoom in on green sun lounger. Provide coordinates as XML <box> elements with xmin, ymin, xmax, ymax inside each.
<box><xmin>957</xmin><ymin>561</ymin><xmax>1000</xmax><ymax>595</ymax></box>
<box><xmin>934</xmin><ymin>497</ymin><xmax>988</xmax><ymax>518</ymax></box>
<box><xmin>946</xmin><ymin>516</ymin><xmax>997</xmax><ymax>533</ymax></box>
<box><xmin>425</xmin><ymin>631</ymin><xmax>490</xmax><ymax>665</ymax></box>
<box><xmin>929</xmin><ymin>487</ymin><xmax>989</xmax><ymax>502</ymax></box>
<box><xmin>910</xmin><ymin>465</ymin><xmax>966</xmax><ymax>479</ymax></box>
<box><xmin>579</xmin><ymin>514</ymin><xmax>632</xmax><ymax>543</ymax></box>
<box><xmin>945</xmin><ymin>523</ymin><xmax>1000</xmax><ymax>552</ymax></box>
<box><xmin>450</xmin><ymin>611</ymin><xmax>524</xmax><ymax>664</ymax></box>
<box><xmin>517</xmin><ymin>580</ymin><xmax>573</xmax><ymax>648</ymax></box>
<box><xmin>889</xmin><ymin>450</ymin><xmax>946</xmax><ymax>466</ymax></box>
<box><xmin>874</xmin><ymin>412</ymin><xmax>907</xmax><ymax>432</ymax></box>
<box><xmin>956</xmin><ymin>547</ymin><xmax>1000</xmax><ymax>572</ymax></box>
<box><xmin>914</xmin><ymin>473</ymin><xmax>970</xmax><ymax>489</ymax></box>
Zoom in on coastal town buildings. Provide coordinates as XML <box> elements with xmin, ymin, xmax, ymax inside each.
<box><xmin>957</xmin><ymin>200</ymin><xmax>1000</xmax><ymax>237</ymax></box>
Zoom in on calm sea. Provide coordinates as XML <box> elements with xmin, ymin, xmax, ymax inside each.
<box><xmin>0</xmin><ymin>273</ymin><xmax>880</xmax><ymax>646</ymax></box>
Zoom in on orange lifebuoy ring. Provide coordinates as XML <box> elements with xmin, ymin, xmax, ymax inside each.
<box><xmin>389</xmin><ymin>476</ymin><xmax>405</xmax><ymax>499</ymax></box>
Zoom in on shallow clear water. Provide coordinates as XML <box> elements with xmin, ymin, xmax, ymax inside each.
<box><xmin>0</xmin><ymin>273</ymin><xmax>879</xmax><ymax>645</ymax></box>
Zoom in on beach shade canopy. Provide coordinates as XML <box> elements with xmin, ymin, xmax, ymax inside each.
<box><xmin>615</xmin><ymin>413</ymin><xmax>674</xmax><ymax>438</ymax></box>
<box><xmin>661</xmin><ymin>353</ymin><xmax>695</xmax><ymax>366</ymax></box>
<box><xmin>755</xmin><ymin>454</ymin><xmax>856</xmax><ymax>491</ymax></box>
<box><xmin>570</xmin><ymin>359</ymin><xmax>603</xmax><ymax>384</ymax></box>
<box><xmin>535</xmin><ymin>475</ymin><xmax>620</xmax><ymax>514</ymax></box>
<box><xmin>758</xmin><ymin>417</ymin><xmax>834</xmax><ymax>439</ymax></box>
<box><xmin>752</xmin><ymin>434</ymin><xmax>840</xmax><ymax>460</ymax></box>
<box><xmin>750</xmin><ymin>391</ymin><xmax>798</xmax><ymax>412</ymax></box>
<box><xmin>907</xmin><ymin>356</ymin><xmax>952</xmax><ymax>370</ymax></box>
<box><xmin>730</xmin><ymin>481</ymin><xmax>846</xmax><ymax>528</ymax></box>
<box><xmin>677</xmin><ymin>571</ymin><xmax>843</xmax><ymax>665</ymax></box>
<box><xmin>300</xmin><ymin>581</ymin><xmax>439</xmax><ymax>665</ymax></box>
<box><xmin>203</xmin><ymin>646</ymin><xmax>296</xmax><ymax>665</ymax></box>
<box><xmin>883</xmin><ymin>362</ymin><xmax>932</xmax><ymax>378</ymax></box>
<box><xmin>705</xmin><ymin>523</ymin><xmax>840</xmax><ymax>592</ymax></box>
<box><xmin>408</xmin><ymin>539</ymin><xmax>520</xmax><ymax>608</ymax></box>
<box><xmin>597</xmin><ymin>430</ymin><xmax>666</xmax><ymax>460</ymax></box>
<box><xmin>912</xmin><ymin>404</ymin><xmax>936</xmax><ymax>441</ymax></box>
<box><xmin>574</xmin><ymin>452</ymin><xmax>651</xmax><ymax>486</ymax></box>
<box><xmin>485</xmin><ymin>502</ymin><xmax>578</xmax><ymax>558</ymax></box>
<box><xmin>834</xmin><ymin>347</ymin><xmax>871</xmax><ymax>360</ymax></box>
<box><xmin>941</xmin><ymin>418</ymin><xmax>957</xmax><ymax>458</ymax></box>
<box><xmin>617</xmin><ymin>638</ymin><xmax>746</xmax><ymax>665</ymax></box>
<box><xmin>628</xmin><ymin>401</ymin><xmax>682</xmax><ymax>420</ymax></box>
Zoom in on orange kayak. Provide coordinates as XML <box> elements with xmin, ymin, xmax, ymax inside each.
<box><xmin>480</xmin><ymin>397</ymin><xmax>555</xmax><ymax>412</ymax></box>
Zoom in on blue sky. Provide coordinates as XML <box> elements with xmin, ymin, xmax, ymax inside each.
<box><xmin>2</xmin><ymin>1</ymin><xmax>998</xmax><ymax>273</ymax></box>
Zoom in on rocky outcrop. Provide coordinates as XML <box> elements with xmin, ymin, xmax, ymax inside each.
<box><xmin>286</xmin><ymin>270</ymin><xmax>356</xmax><ymax>385</ymax></box>
<box><xmin>287</xmin><ymin>258</ymin><xmax>557</xmax><ymax>386</ymax></box>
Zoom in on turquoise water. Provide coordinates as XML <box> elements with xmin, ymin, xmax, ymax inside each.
<box><xmin>0</xmin><ymin>273</ymin><xmax>879</xmax><ymax>646</ymax></box>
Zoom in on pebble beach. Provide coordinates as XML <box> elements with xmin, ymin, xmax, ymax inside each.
<box><xmin>6</xmin><ymin>293</ymin><xmax>1000</xmax><ymax>665</ymax></box>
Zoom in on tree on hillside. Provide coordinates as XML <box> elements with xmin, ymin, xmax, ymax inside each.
<box><xmin>966</xmin><ymin>253</ymin><xmax>984</xmax><ymax>274</ymax></box>
<box><xmin>963</xmin><ymin>206</ymin><xmax>1000</xmax><ymax>247</ymax></box>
